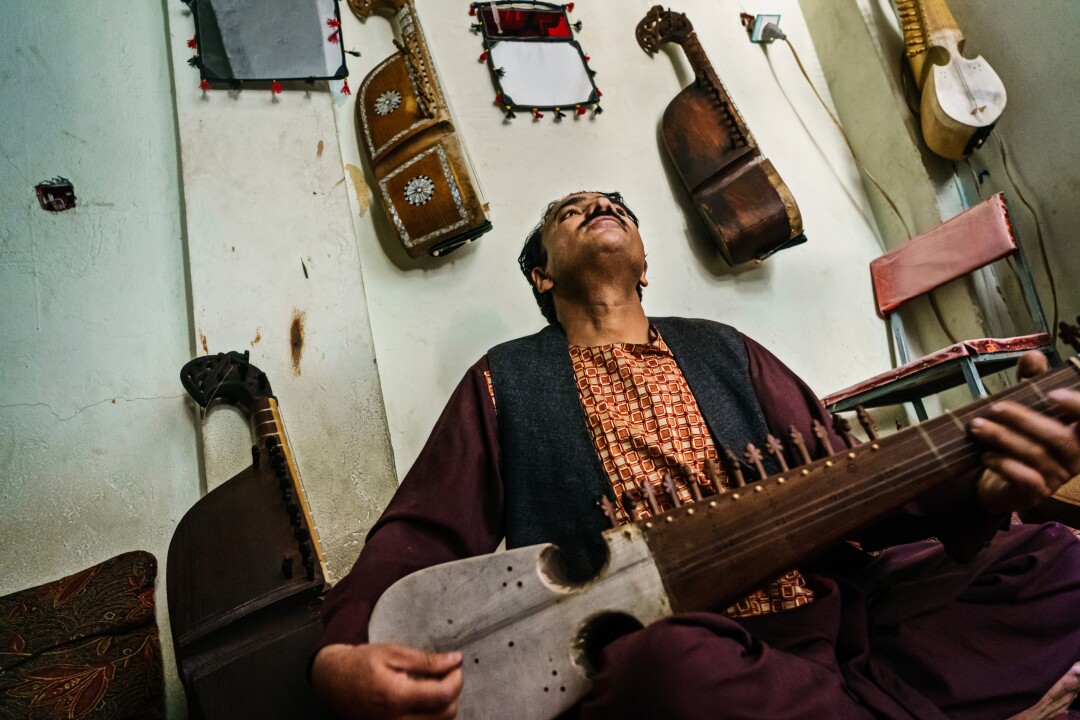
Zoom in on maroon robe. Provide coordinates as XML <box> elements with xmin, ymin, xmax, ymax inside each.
<box><xmin>321</xmin><ymin>334</ymin><xmax>1080</xmax><ymax>718</ymax></box>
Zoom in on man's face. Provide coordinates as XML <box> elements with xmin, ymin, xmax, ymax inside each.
<box><xmin>532</xmin><ymin>192</ymin><xmax>647</xmax><ymax>294</ymax></box>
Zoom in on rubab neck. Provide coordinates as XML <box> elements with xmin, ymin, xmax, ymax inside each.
<box><xmin>898</xmin><ymin>0</ymin><xmax>963</xmax><ymax>88</ymax></box>
<box><xmin>641</xmin><ymin>360</ymin><xmax>1080</xmax><ymax>613</ymax></box>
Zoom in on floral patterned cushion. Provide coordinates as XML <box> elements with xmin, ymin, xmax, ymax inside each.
<box><xmin>0</xmin><ymin>551</ymin><xmax>164</xmax><ymax>719</ymax></box>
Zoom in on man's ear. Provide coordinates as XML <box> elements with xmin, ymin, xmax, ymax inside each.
<box><xmin>639</xmin><ymin>259</ymin><xmax>649</xmax><ymax>288</ymax></box>
<box><xmin>531</xmin><ymin>267</ymin><xmax>554</xmax><ymax>294</ymax></box>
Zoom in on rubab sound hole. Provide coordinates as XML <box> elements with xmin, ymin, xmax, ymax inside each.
<box><xmin>573</xmin><ymin>613</ymin><xmax>644</xmax><ymax>677</ymax></box>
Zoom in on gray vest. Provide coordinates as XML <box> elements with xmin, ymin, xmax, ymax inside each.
<box><xmin>486</xmin><ymin>317</ymin><xmax>777</xmax><ymax>580</ymax></box>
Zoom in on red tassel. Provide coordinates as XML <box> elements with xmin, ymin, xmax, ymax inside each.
<box><xmin>341</xmin><ymin>78</ymin><xmax>351</xmax><ymax>96</ymax></box>
<box><xmin>566</xmin><ymin>3</ymin><xmax>575</xmax><ymax>11</ymax></box>
<box><xmin>533</xmin><ymin>108</ymin><xmax>544</xmax><ymax>120</ymax></box>
<box><xmin>584</xmin><ymin>54</ymin><xmax>591</xmax><ymax>62</ymax></box>
<box><xmin>272</xmin><ymin>80</ymin><xmax>283</xmax><ymax>94</ymax></box>
<box><xmin>469</xmin><ymin>5</ymin><xmax>476</xmax><ymax>15</ymax></box>
<box><xmin>187</xmin><ymin>37</ymin><xmax>197</xmax><ymax>49</ymax></box>
<box><xmin>199</xmin><ymin>78</ymin><xmax>211</xmax><ymax>91</ymax></box>
<box><xmin>495</xmin><ymin>92</ymin><xmax>503</xmax><ymax>104</ymax></box>
<box><xmin>479</xmin><ymin>50</ymin><xmax>487</xmax><ymax>62</ymax></box>
<box><xmin>328</xmin><ymin>31</ymin><xmax>340</xmax><ymax>43</ymax></box>
<box><xmin>597</xmin><ymin>88</ymin><xmax>603</xmax><ymax>97</ymax></box>
<box><xmin>575</xmin><ymin>105</ymin><xmax>586</xmax><ymax>116</ymax></box>
<box><xmin>326</xmin><ymin>17</ymin><xmax>341</xmax><ymax>28</ymax></box>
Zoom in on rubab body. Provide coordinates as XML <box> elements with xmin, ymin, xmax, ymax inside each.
<box><xmin>636</xmin><ymin>6</ymin><xmax>804</xmax><ymax>265</ymax></box>
<box><xmin>348</xmin><ymin>0</ymin><xmax>492</xmax><ymax>258</ymax></box>
<box><xmin>369</xmin><ymin>338</ymin><xmax>1080</xmax><ymax>719</ymax></box>
<box><xmin>897</xmin><ymin>0</ymin><xmax>1006</xmax><ymax>159</ymax></box>
<box><xmin>167</xmin><ymin>351</ymin><xmax>330</xmax><ymax>719</ymax></box>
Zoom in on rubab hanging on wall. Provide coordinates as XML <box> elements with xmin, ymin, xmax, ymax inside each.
<box><xmin>636</xmin><ymin>6</ymin><xmax>804</xmax><ymax>266</ymax></box>
<box><xmin>348</xmin><ymin>0</ymin><xmax>492</xmax><ymax>258</ymax></box>
<box><xmin>896</xmin><ymin>0</ymin><xmax>1006</xmax><ymax>160</ymax></box>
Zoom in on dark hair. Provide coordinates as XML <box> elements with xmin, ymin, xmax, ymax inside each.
<box><xmin>517</xmin><ymin>191</ymin><xmax>641</xmax><ymax>324</ymax></box>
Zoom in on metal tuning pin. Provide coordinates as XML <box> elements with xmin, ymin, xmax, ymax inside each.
<box><xmin>704</xmin><ymin>458</ymin><xmax>726</xmax><ymax>494</ymax></box>
<box><xmin>896</xmin><ymin>418</ymin><xmax>904</xmax><ymax>431</ymax></box>
<box><xmin>831</xmin><ymin>413</ymin><xmax>856</xmax><ymax>449</ymax></box>
<box><xmin>636</xmin><ymin>477</ymin><xmax>661</xmax><ymax>515</ymax></box>
<box><xmin>764</xmin><ymin>434</ymin><xmax>789</xmax><ymax>472</ymax></box>
<box><xmin>744</xmin><ymin>443</ymin><xmax>766</xmax><ymax>481</ymax></box>
<box><xmin>251</xmin><ymin>445</ymin><xmax>260</xmax><ymax>469</ymax></box>
<box><xmin>1059</xmin><ymin>317</ymin><xmax>1080</xmax><ymax>353</ymax></box>
<box><xmin>723</xmin><ymin>449</ymin><xmax>746</xmax><ymax>488</ymax></box>
<box><xmin>788</xmin><ymin>426</ymin><xmax>812</xmax><ymax>466</ymax></box>
<box><xmin>662</xmin><ymin>471</ymin><xmax>683</xmax><ymax>507</ymax></box>
<box><xmin>599</xmin><ymin>496</ymin><xmax>619</xmax><ymax>528</ymax></box>
<box><xmin>812</xmin><ymin>419</ymin><xmax>834</xmax><ymax>456</ymax></box>
<box><xmin>855</xmin><ymin>406</ymin><xmax>879</xmax><ymax>441</ymax></box>
<box><xmin>682</xmin><ymin>465</ymin><xmax>704</xmax><ymax>502</ymax></box>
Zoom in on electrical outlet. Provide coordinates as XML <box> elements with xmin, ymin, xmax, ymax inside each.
<box><xmin>749</xmin><ymin>14</ymin><xmax>782</xmax><ymax>43</ymax></box>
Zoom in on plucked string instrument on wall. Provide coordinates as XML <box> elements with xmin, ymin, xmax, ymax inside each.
<box><xmin>636</xmin><ymin>6</ymin><xmax>805</xmax><ymax>266</ymax></box>
<box><xmin>896</xmin><ymin>0</ymin><xmax>1006</xmax><ymax>160</ymax></box>
<box><xmin>348</xmin><ymin>0</ymin><xmax>492</xmax><ymax>258</ymax></box>
<box><xmin>167</xmin><ymin>351</ymin><xmax>329</xmax><ymax>719</ymax></box>
<box><xmin>367</xmin><ymin>325</ymin><xmax>1080</xmax><ymax>720</ymax></box>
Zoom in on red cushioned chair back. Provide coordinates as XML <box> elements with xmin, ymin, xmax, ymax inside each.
<box><xmin>870</xmin><ymin>193</ymin><xmax>1016</xmax><ymax>317</ymax></box>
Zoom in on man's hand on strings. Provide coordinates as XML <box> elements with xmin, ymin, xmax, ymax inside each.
<box><xmin>312</xmin><ymin>642</ymin><xmax>462</xmax><ymax>720</ymax></box>
<box><xmin>970</xmin><ymin>350</ymin><xmax>1080</xmax><ymax>514</ymax></box>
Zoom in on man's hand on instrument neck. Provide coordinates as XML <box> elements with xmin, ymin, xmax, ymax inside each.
<box><xmin>970</xmin><ymin>350</ymin><xmax>1080</xmax><ymax>515</ymax></box>
<box><xmin>312</xmin><ymin>643</ymin><xmax>462</xmax><ymax>719</ymax></box>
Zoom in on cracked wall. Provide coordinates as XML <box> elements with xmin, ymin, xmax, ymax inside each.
<box><xmin>0</xmin><ymin>2</ymin><xmax>198</xmax><ymax>716</ymax></box>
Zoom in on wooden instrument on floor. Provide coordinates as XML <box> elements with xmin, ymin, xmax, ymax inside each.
<box><xmin>167</xmin><ymin>351</ymin><xmax>331</xmax><ymax>719</ymax></box>
<box><xmin>896</xmin><ymin>0</ymin><xmax>1006</xmax><ymax>160</ymax></box>
<box><xmin>368</xmin><ymin>343</ymin><xmax>1080</xmax><ymax>719</ymax></box>
<box><xmin>635</xmin><ymin>6</ymin><xmax>805</xmax><ymax>266</ymax></box>
<box><xmin>348</xmin><ymin>0</ymin><xmax>492</xmax><ymax>258</ymax></box>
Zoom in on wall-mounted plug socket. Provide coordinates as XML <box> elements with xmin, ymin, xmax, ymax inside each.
<box><xmin>749</xmin><ymin>14</ymin><xmax>784</xmax><ymax>43</ymax></box>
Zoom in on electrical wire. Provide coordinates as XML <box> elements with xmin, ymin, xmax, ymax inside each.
<box><xmin>990</xmin><ymin>131</ymin><xmax>1060</xmax><ymax>342</ymax></box>
<box><xmin>781</xmin><ymin>33</ymin><xmax>962</xmax><ymax>344</ymax></box>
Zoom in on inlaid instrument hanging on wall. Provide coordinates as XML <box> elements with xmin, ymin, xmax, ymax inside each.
<box><xmin>896</xmin><ymin>0</ymin><xmax>1006</xmax><ymax>160</ymax></box>
<box><xmin>168</xmin><ymin>351</ymin><xmax>330</xmax><ymax>718</ymax></box>
<box><xmin>367</xmin><ymin>330</ymin><xmax>1080</xmax><ymax>719</ymax></box>
<box><xmin>635</xmin><ymin>6</ymin><xmax>805</xmax><ymax>266</ymax></box>
<box><xmin>349</xmin><ymin>0</ymin><xmax>492</xmax><ymax>258</ymax></box>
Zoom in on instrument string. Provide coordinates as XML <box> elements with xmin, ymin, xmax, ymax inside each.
<box><xmin>656</xmin><ymin>367</ymin><xmax>1080</xmax><ymax>589</ymax></box>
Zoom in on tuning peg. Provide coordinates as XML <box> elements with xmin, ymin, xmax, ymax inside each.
<box><xmin>764</xmin><ymin>434</ymin><xmax>789</xmax><ymax>472</ymax></box>
<box><xmin>295</xmin><ymin>527</ymin><xmax>310</xmax><ymax>542</ymax></box>
<box><xmin>299</xmin><ymin>540</ymin><xmax>312</xmax><ymax>559</ymax></box>
<box><xmin>599</xmin><ymin>496</ymin><xmax>619</xmax><ymax>528</ymax></box>
<box><xmin>636</xmin><ymin>477</ymin><xmax>661</xmax><ymax>515</ymax></box>
<box><xmin>681</xmin><ymin>465</ymin><xmax>704</xmax><ymax>502</ymax></box>
<box><xmin>896</xmin><ymin>418</ymin><xmax>904</xmax><ymax>431</ymax></box>
<box><xmin>251</xmin><ymin>445</ymin><xmax>260</xmax><ymax>469</ymax></box>
<box><xmin>704</xmin><ymin>458</ymin><xmax>726</xmax><ymax>494</ymax></box>
<box><xmin>281</xmin><ymin>555</ymin><xmax>294</xmax><ymax>579</ymax></box>
<box><xmin>1060</xmin><ymin>318</ymin><xmax>1080</xmax><ymax>353</ymax></box>
<box><xmin>788</xmin><ymin>426</ymin><xmax>811</xmax><ymax>465</ymax></box>
<box><xmin>744</xmin><ymin>443</ymin><xmax>766</xmax><ymax>481</ymax></box>
<box><xmin>855</xmin><ymin>406</ymin><xmax>879</xmax><ymax>441</ymax></box>
<box><xmin>831</xmin><ymin>414</ymin><xmax>856</xmax><ymax>449</ymax></box>
<box><xmin>265</xmin><ymin>435</ymin><xmax>279</xmax><ymax>450</ymax></box>
<box><xmin>662</xmin><ymin>472</ymin><xmax>683</xmax><ymax>507</ymax></box>
<box><xmin>722</xmin><ymin>449</ymin><xmax>746</xmax><ymax>488</ymax></box>
<box><xmin>812</xmin><ymin>419</ymin><xmax>835</xmax><ymax>456</ymax></box>
<box><xmin>621</xmin><ymin>489</ymin><xmax>642</xmax><ymax>519</ymax></box>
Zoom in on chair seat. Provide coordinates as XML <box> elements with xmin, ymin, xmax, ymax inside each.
<box><xmin>823</xmin><ymin>332</ymin><xmax>1051</xmax><ymax>411</ymax></box>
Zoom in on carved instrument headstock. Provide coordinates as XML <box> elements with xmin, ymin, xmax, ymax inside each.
<box><xmin>636</xmin><ymin>5</ymin><xmax>694</xmax><ymax>55</ymax></box>
<box><xmin>180</xmin><ymin>350</ymin><xmax>271</xmax><ymax>409</ymax></box>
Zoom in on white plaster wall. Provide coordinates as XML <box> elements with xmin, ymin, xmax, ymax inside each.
<box><xmin>334</xmin><ymin>0</ymin><xmax>893</xmax><ymax>473</ymax></box>
<box><xmin>0</xmin><ymin>2</ymin><xmax>197</xmax><ymax>716</ymax></box>
<box><xmin>163</xmin><ymin>0</ymin><xmax>400</xmax><ymax>583</ymax></box>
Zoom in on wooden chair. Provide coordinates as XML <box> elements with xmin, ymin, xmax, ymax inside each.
<box><xmin>823</xmin><ymin>192</ymin><xmax>1059</xmax><ymax>420</ymax></box>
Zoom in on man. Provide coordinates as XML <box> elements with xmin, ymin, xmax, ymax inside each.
<box><xmin>313</xmin><ymin>191</ymin><xmax>1080</xmax><ymax>719</ymax></box>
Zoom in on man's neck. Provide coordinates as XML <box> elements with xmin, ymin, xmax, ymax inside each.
<box><xmin>556</xmin><ymin>298</ymin><xmax>650</xmax><ymax>347</ymax></box>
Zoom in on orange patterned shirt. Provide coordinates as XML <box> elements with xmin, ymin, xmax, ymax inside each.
<box><xmin>485</xmin><ymin>329</ymin><xmax>814</xmax><ymax>618</ymax></box>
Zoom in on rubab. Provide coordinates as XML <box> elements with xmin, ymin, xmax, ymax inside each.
<box><xmin>368</xmin><ymin>327</ymin><xmax>1080</xmax><ymax>719</ymax></box>
<box><xmin>896</xmin><ymin>0</ymin><xmax>1006</xmax><ymax>160</ymax></box>
<box><xmin>636</xmin><ymin>6</ymin><xmax>805</xmax><ymax>265</ymax></box>
<box><xmin>348</xmin><ymin>0</ymin><xmax>492</xmax><ymax>258</ymax></box>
